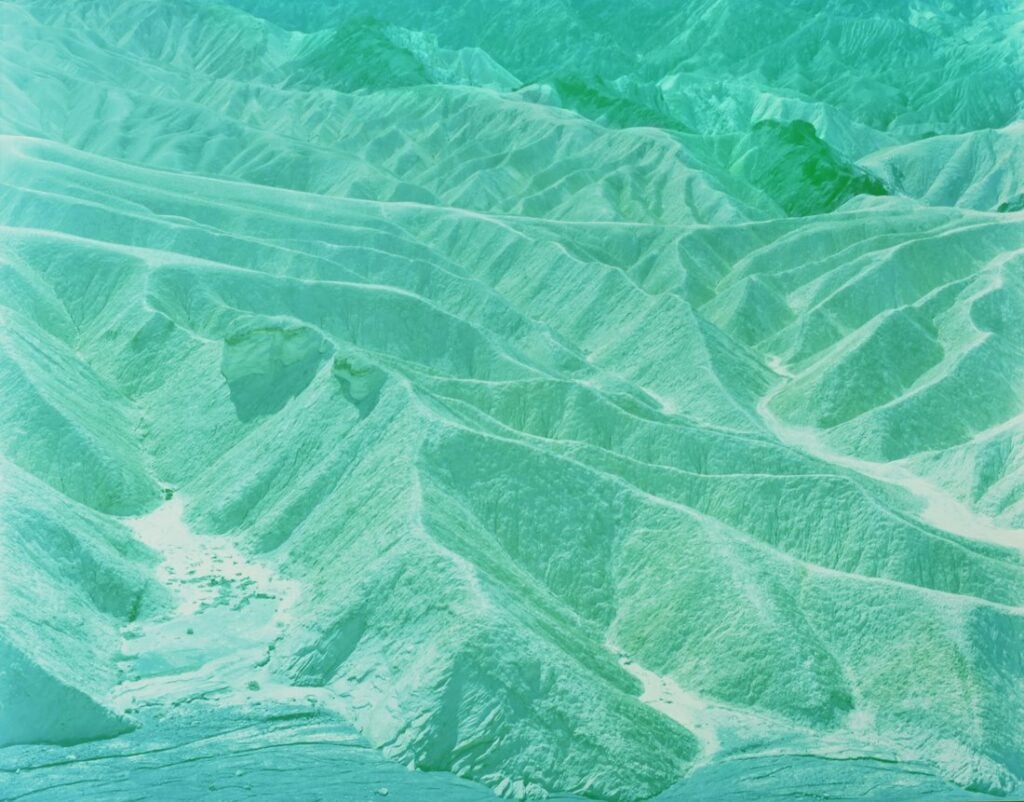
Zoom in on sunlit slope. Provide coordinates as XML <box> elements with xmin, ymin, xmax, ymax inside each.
<box><xmin>0</xmin><ymin>0</ymin><xmax>768</xmax><ymax>224</ymax></box>
<box><xmin>3</xmin><ymin>137</ymin><xmax>1023</xmax><ymax>796</ymax></box>
<box><xmin>861</xmin><ymin>123</ymin><xmax>1024</xmax><ymax>212</ymax></box>
<box><xmin>1</xmin><ymin>1</ymin><xmax>1023</xmax><ymax>801</ymax></box>
<box><xmin>0</xmin><ymin>458</ymin><xmax>161</xmax><ymax>747</ymax></box>
<box><xmin>213</xmin><ymin>0</ymin><xmax>1024</xmax><ymax>141</ymax></box>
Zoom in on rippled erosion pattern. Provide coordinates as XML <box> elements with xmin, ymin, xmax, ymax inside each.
<box><xmin>1</xmin><ymin>2</ymin><xmax>1023</xmax><ymax>801</ymax></box>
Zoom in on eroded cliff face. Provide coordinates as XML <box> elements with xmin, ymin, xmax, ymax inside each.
<box><xmin>1</xmin><ymin>1</ymin><xmax>1023</xmax><ymax>800</ymax></box>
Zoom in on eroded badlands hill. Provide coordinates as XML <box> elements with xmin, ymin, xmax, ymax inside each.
<box><xmin>1</xmin><ymin>1</ymin><xmax>1022</xmax><ymax>801</ymax></box>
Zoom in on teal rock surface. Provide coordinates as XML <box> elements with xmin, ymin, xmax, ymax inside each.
<box><xmin>0</xmin><ymin>1</ymin><xmax>1022</xmax><ymax>801</ymax></box>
